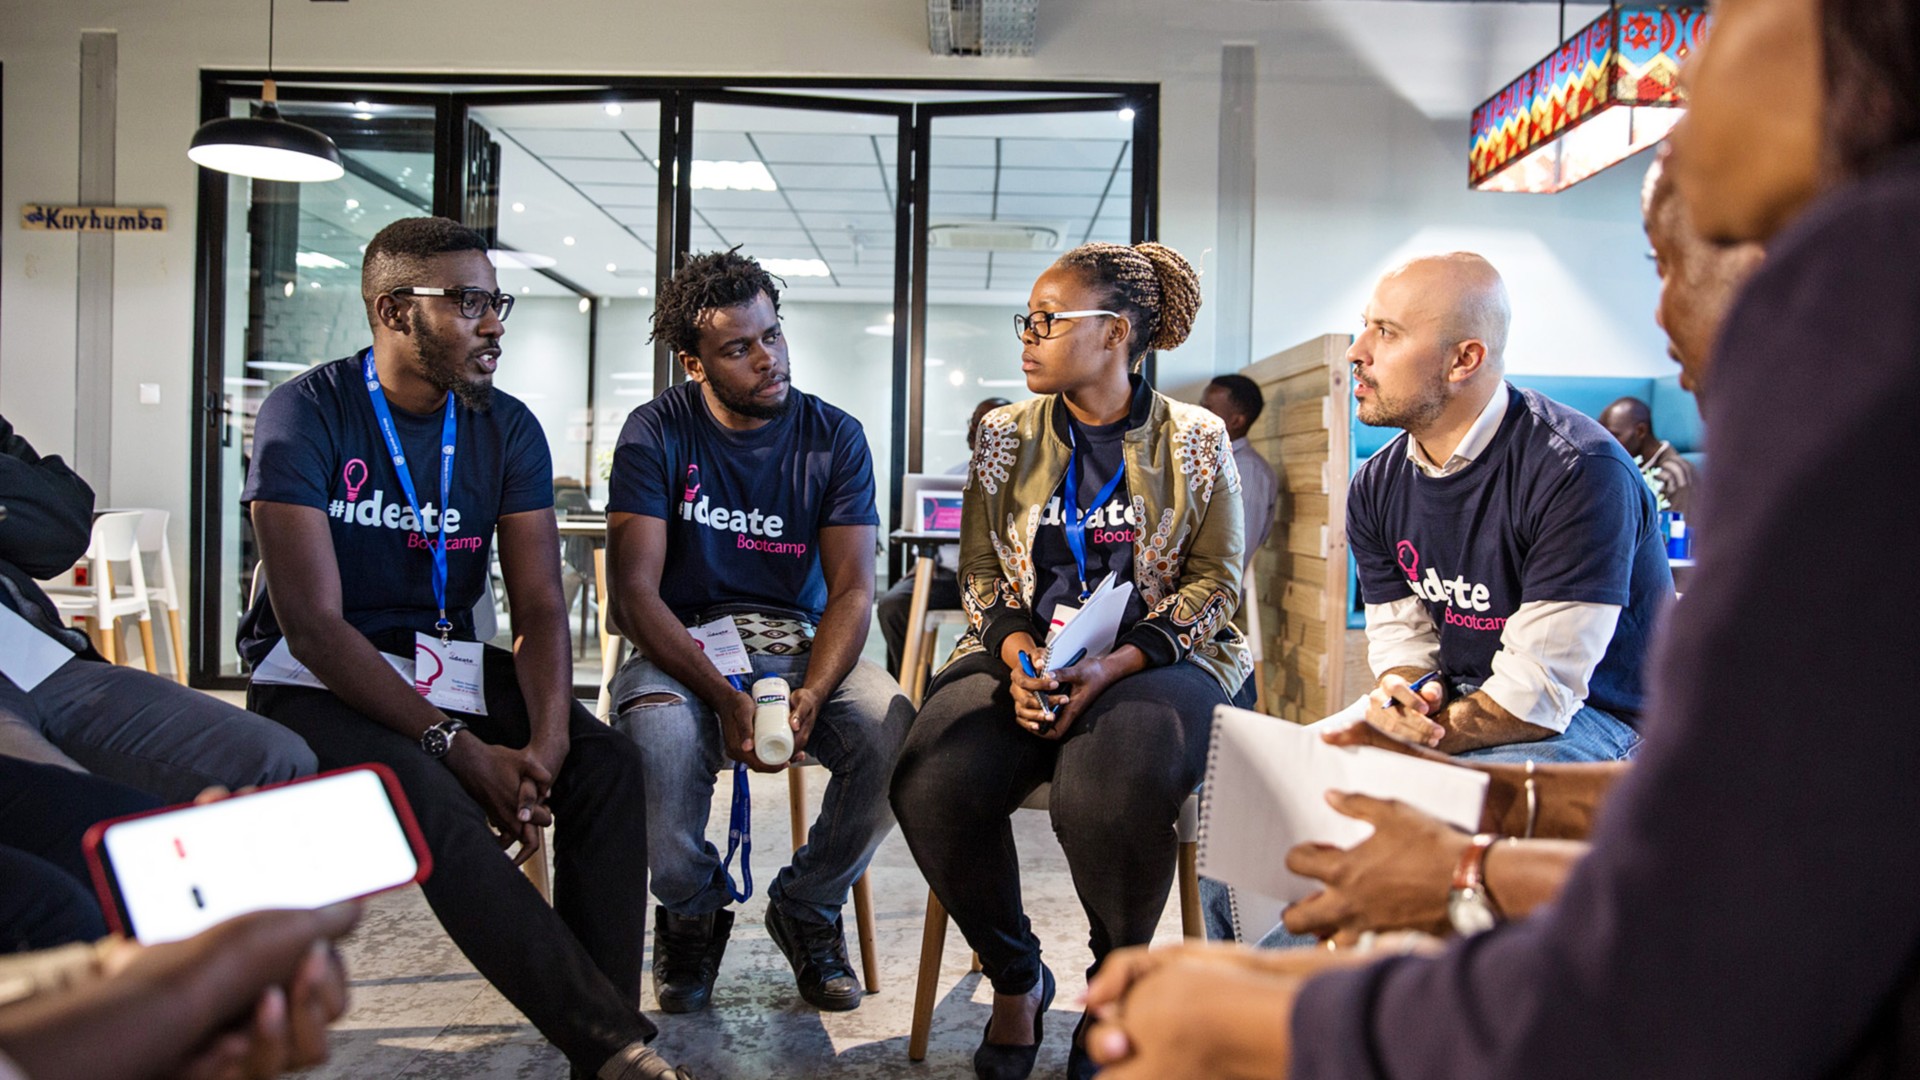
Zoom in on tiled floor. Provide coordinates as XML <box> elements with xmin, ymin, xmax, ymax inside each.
<box><xmin>304</xmin><ymin>764</ymin><xmax>1192</xmax><ymax>1079</ymax></box>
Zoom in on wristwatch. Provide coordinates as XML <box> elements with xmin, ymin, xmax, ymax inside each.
<box><xmin>420</xmin><ymin>719</ymin><xmax>468</xmax><ymax>759</ymax></box>
<box><xmin>1446</xmin><ymin>832</ymin><xmax>1505</xmax><ymax>936</ymax></box>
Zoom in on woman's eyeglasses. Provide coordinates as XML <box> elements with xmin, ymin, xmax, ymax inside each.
<box><xmin>1013</xmin><ymin>309</ymin><xmax>1119</xmax><ymax>341</ymax></box>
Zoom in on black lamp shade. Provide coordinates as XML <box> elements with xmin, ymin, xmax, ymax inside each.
<box><xmin>188</xmin><ymin>103</ymin><xmax>345</xmax><ymax>183</ymax></box>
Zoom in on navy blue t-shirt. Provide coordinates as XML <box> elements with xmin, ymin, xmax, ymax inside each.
<box><xmin>606</xmin><ymin>381</ymin><xmax>878</xmax><ymax>626</ymax></box>
<box><xmin>237</xmin><ymin>353</ymin><xmax>553</xmax><ymax>667</ymax></box>
<box><xmin>1347</xmin><ymin>385</ymin><xmax>1671</xmax><ymax>724</ymax></box>
<box><xmin>1030</xmin><ymin>414</ymin><xmax>1148</xmax><ymax>631</ymax></box>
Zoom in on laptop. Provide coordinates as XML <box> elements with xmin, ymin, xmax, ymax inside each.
<box><xmin>898</xmin><ymin>472</ymin><xmax>967</xmax><ymax>537</ymax></box>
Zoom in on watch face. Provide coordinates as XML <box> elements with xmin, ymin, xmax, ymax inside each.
<box><xmin>422</xmin><ymin>728</ymin><xmax>451</xmax><ymax>758</ymax></box>
<box><xmin>1448</xmin><ymin>888</ymin><xmax>1500</xmax><ymax>936</ymax></box>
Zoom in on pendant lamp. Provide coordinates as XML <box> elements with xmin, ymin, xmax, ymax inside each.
<box><xmin>187</xmin><ymin>0</ymin><xmax>344</xmax><ymax>183</ymax></box>
<box><xmin>1469</xmin><ymin>5</ymin><xmax>1708</xmax><ymax>193</ymax></box>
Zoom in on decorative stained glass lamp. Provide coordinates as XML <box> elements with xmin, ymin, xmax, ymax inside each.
<box><xmin>1469</xmin><ymin>6</ymin><xmax>1708</xmax><ymax>193</ymax></box>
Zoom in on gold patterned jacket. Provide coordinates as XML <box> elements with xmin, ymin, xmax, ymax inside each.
<box><xmin>947</xmin><ymin>379</ymin><xmax>1253</xmax><ymax>695</ymax></box>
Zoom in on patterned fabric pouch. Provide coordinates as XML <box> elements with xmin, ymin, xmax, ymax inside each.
<box><xmin>728</xmin><ymin>612</ymin><xmax>816</xmax><ymax>656</ymax></box>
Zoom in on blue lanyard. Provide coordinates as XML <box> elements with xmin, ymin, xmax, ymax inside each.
<box><xmin>721</xmin><ymin>674</ymin><xmax>754</xmax><ymax>902</ymax></box>
<box><xmin>1062</xmin><ymin>426</ymin><xmax>1127</xmax><ymax>601</ymax></box>
<box><xmin>361</xmin><ymin>349</ymin><xmax>458</xmax><ymax>641</ymax></box>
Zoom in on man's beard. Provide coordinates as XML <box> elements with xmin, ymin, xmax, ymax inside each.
<box><xmin>413</xmin><ymin>312</ymin><xmax>494</xmax><ymax>412</ymax></box>
<box><xmin>1355</xmin><ymin>368</ymin><xmax>1447</xmax><ymax>431</ymax></box>
<box><xmin>708</xmin><ymin>370</ymin><xmax>792</xmax><ymax>420</ymax></box>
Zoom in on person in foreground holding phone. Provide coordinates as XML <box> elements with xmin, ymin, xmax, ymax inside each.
<box><xmin>605</xmin><ymin>249</ymin><xmax>910</xmax><ymax>1016</ymax></box>
<box><xmin>890</xmin><ymin>241</ymin><xmax>1250</xmax><ymax>1080</ymax></box>
<box><xmin>241</xmin><ymin>217</ymin><xmax>692</xmax><ymax>1080</ymax></box>
<box><xmin>0</xmin><ymin>903</ymin><xmax>358</xmax><ymax>1080</ymax></box>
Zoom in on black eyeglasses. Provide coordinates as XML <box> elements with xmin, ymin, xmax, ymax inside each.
<box><xmin>1014</xmin><ymin>309</ymin><xmax>1119</xmax><ymax>341</ymax></box>
<box><xmin>390</xmin><ymin>286</ymin><xmax>515</xmax><ymax>322</ymax></box>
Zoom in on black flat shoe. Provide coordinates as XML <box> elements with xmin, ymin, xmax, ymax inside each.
<box><xmin>973</xmin><ymin>964</ymin><xmax>1056</xmax><ymax>1080</ymax></box>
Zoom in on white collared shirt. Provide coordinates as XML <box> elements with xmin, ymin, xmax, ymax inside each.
<box><xmin>1366</xmin><ymin>383</ymin><xmax>1623</xmax><ymax>733</ymax></box>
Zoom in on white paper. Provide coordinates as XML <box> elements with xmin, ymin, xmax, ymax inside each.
<box><xmin>1198</xmin><ymin>705</ymin><xmax>1490</xmax><ymax>904</ymax></box>
<box><xmin>415</xmin><ymin>634</ymin><xmax>487</xmax><ymax>715</ymax></box>
<box><xmin>688</xmin><ymin>616</ymin><xmax>753</xmax><ymax>678</ymax></box>
<box><xmin>250</xmin><ymin>638</ymin><xmax>413</xmax><ymax>690</ymax></box>
<box><xmin>1041</xmin><ymin>572</ymin><xmax>1133</xmax><ymax>668</ymax></box>
<box><xmin>0</xmin><ymin>601</ymin><xmax>80</xmax><ymax>691</ymax></box>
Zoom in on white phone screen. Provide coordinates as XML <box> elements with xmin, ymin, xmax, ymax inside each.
<box><xmin>102</xmin><ymin>768</ymin><xmax>419</xmax><ymax>943</ymax></box>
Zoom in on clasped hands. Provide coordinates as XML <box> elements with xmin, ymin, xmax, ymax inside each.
<box><xmin>445</xmin><ymin>733</ymin><xmax>565</xmax><ymax>865</ymax></box>
<box><xmin>1001</xmin><ymin>633</ymin><xmax>1133</xmax><ymax>740</ymax></box>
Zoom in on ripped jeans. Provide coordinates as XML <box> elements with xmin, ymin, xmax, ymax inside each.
<box><xmin>610</xmin><ymin>652</ymin><xmax>913</xmax><ymax>925</ymax></box>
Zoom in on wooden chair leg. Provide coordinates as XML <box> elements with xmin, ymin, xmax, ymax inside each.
<box><xmin>970</xmin><ymin>951</ymin><xmax>982</xmax><ymax>973</ymax></box>
<box><xmin>787</xmin><ymin>768</ymin><xmax>808</xmax><ymax>853</ymax></box>
<box><xmin>136</xmin><ymin>618</ymin><xmax>159</xmax><ymax>675</ymax></box>
<box><xmin>100</xmin><ymin>618</ymin><xmax>120</xmax><ymax>665</ymax></box>
<box><xmin>909</xmin><ymin>888</ymin><xmax>950</xmax><ymax>1062</ymax></box>
<box><xmin>853</xmin><ymin>870</ymin><xmax>880</xmax><ymax>993</ymax></box>
<box><xmin>165</xmin><ymin>609</ymin><xmax>188</xmax><ymax>685</ymax></box>
<box><xmin>1178</xmin><ymin>840</ymin><xmax>1203</xmax><ymax>939</ymax></box>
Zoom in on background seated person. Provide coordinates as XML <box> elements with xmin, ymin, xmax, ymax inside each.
<box><xmin>877</xmin><ymin>396</ymin><xmax>1009</xmax><ymax>677</ymax></box>
<box><xmin>1600</xmin><ymin>397</ymin><xmax>1699</xmax><ymax>516</ymax></box>
<box><xmin>0</xmin><ymin>414</ymin><xmax>314</xmax><ymax>801</ymax></box>
<box><xmin>241</xmin><ymin>217</ymin><xmax>688</xmax><ymax>1080</ymax></box>
<box><xmin>605</xmin><ymin>248</ymin><xmax>911</xmax><ymax>1017</ymax></box>
<box><xmin>890</xmin><ymin>240</ymin><xmax>1251</xmax><ymax>1080</ymax></box>
<box><xmin>1336</xmin><ymin>253</ymin><xmax>1670</xmax><ymax>764</ymax></box>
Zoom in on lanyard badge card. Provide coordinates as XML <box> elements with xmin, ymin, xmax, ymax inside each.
<box><xmin>361</xmin><ymin>350</ymin><xmax>488</xmax><ymax>716</ymax></box>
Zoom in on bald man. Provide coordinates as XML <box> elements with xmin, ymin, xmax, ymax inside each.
<box><xmin>1336</xmin><ymin>253</ymin><xmax>1672</xmax><ymax>763</ymax></box>
<box><xmin>1600</xmin><ymin>396</ymin><xmax>1698</xmax><ymax>516</ymax></box>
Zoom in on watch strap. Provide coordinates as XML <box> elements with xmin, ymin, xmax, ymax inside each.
<box><xmin>1451</xmin><ymin>832</ymin><xmax>1503</xmax><ymax>910</ymax></box>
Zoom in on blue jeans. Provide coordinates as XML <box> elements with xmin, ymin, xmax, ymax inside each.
<box><xmin>612</xmin><ymin>652</ymin><xmax>913</xmax><ymax>925</ymax></box>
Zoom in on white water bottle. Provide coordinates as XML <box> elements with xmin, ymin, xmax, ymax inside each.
<box><xmin>752</xmin><ymin>676</ymin><xmax>795</xmax><ymax>766</ymax></box>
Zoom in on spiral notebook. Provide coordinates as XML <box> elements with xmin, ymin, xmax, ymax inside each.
<box><xmin>1198</xmin><ymin>705</ymin><xmax>1491</xmax><ymax>911</ymax></box>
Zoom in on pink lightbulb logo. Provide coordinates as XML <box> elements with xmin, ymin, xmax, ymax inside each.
<box><xmin>682</xmin><ymin>463</ymin><xmax>701</xmax><ymax>504</ymax></box>
<box><xmin>413</xmin><ymin>643</ymin><xmax>444</xmax><ymax>697</ymax></box>
<box><xmin>343</xmin><ymin>458</ymin><xmax>369</xmax><ymax>501</ymax></box>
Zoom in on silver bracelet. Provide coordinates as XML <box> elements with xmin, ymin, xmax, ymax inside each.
<box><xmin>1523</xmin><ymin>759</ymin><xmax>1539</xmax><ymax>840</ymax></box>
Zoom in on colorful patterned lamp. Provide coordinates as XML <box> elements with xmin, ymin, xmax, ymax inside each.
<box><xmin>1470</xmin><ymin>6</ymin><xmax>1708</xmax><ymax>193</ymax></box>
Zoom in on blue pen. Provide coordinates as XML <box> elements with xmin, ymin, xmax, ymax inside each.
<box><xmin>1394</xmin><ymin>670</ymin><xmax>1442</xmax><ymax>707</ymax></box>
<box><xmin>1017</xmin><ymin>650</ymin><xmax>1061</xmax><ymax>731</ymax></box>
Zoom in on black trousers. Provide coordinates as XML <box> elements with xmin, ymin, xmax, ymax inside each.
<box><xmin>250</xmin><ymin>645</ymin><xmax>655</xmax><ymax>1071</ymax></box>
<box><xmin>0</xmin><ymin>755</ymin><xmax>156</xmax><ymax>951</ymax></box>
<box><xmin>890</xmin><ymin>650</ymin><xmax>1224</xmax><ymax>996</ymax></box>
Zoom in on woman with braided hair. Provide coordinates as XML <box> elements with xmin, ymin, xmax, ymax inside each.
<box><xmin>891</xmin><ymin>241</ymin><xmax>1252</xmax><ymax>1080</ymax></box>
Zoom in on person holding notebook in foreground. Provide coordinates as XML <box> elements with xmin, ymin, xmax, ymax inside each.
<box><xmin>1084</xmin><ymin>0</ymin><xmax>1920</xmax><ymax>1073</ymax></box>
<box><xmin>891</xmin><ymin>241</ymin><xmax>1251</xmax><ymax>1080</ymax></box>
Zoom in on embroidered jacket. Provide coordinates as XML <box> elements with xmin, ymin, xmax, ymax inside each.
<box><xmin>950</xmin><ymin>378</ymin><xmax>1253</xmax><ymax>695</ymax></box>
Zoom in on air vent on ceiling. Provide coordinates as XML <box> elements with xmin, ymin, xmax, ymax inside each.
<box><xmin>928</xmin><ymin>0</ymin><xmax>1037</xmax><ymax>58</ymax></box>
<box><xmin>928</xmin><ymin>221</ymin><xmax>1064</xmax><ymax>252</ymax></box>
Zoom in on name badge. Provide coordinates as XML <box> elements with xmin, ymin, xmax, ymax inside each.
<box><xmin>1046</xmin><ymin>603</ymin><xmax>1081</xmax><ymax>644</ymax></box>
<box><xmin>414</xmin><ymin>633</ymin><xmax>487</xmax><ymax>715</ymax></box>
<box><xmin>689</xmin><ymin>616</ymin><xmax>754</xmax><ymax>678</ymax></box>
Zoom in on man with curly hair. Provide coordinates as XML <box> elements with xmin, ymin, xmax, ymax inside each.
<box><xmin>604</xmin><ymin>249</ymin><xmax>912</xmax><ymax>1016</ymax></box>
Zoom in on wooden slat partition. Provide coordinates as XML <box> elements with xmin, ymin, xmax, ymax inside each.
<box><xmin>1239</xmin><ymin>335</ymin><xmax>1371</xmax><ymax>723</ymax></box>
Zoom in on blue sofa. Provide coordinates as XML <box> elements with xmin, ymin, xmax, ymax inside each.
<box><xmin>1345</xmin><ymin>372</ymin><xmax>1700</xmax><ymax>628</ymax></box>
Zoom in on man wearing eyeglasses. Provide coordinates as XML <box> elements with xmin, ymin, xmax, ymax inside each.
<box><xmin>239</xmin><ymin>218</ymin><xmax>694</xmax><ymax>1080</ymax></box>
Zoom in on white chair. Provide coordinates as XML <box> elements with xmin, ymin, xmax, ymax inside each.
<box><xmin>906</xmin><ymin>785</ymin><xmax>1204</xmax><ymax>1062</ymax></box>
<box><xmin>96</xmin><ymin>508</ymin><xmax>187</xmax><ymax>684</ymax></box>
<box><xmin>43</xmin><ymin>511</ymin><xmax>157</xmax><ymax>672</ymax></box>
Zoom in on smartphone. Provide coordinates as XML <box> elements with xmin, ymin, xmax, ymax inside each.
<box><xmin>83</xmin><ymin>764</ymin><xmax>431</xmax><ymax>944</ymax></box>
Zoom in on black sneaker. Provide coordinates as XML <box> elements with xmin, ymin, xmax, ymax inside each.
<box><xmin>764</xmin><ymin>902</ymin><xmax>863</xmax><ymax>1011</ymax></box>
<box><xmin>652</xmin><ymin>905</ymin><xmax>732</xmax><ymax>1014</ymax></box>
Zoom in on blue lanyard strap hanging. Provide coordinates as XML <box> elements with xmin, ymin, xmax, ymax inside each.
<box><xmin>1062</xmin><ymin>426</ymin><xmax>1126</xmax><ymax>602</ymax></box>
<box><xmin>720</xmin><ymin>674</ymin><xmax>754</xmax><ymax>902</ymax></box>
<box><xmin>361</xmin><ymin>349</ymin><xmax>458</xmax><ymax>643</ymax></box>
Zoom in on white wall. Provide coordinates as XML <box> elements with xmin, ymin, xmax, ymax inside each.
<box><xmin>0</xmin><ymin>0</ymin><xmax>1674</xmax><ymax>644</ymax></box>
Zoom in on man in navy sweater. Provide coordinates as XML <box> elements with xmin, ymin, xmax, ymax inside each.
<box><xmin>1338</xmin><ymin>253</ymin><xmax>1670</xmax><ymax>764</ymax></box>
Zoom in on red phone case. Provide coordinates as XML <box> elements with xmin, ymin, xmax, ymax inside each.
<box><xmin>81</xmin><ymin>762</ymin><xmax>434</xmax><ymax>939</ymax></box>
